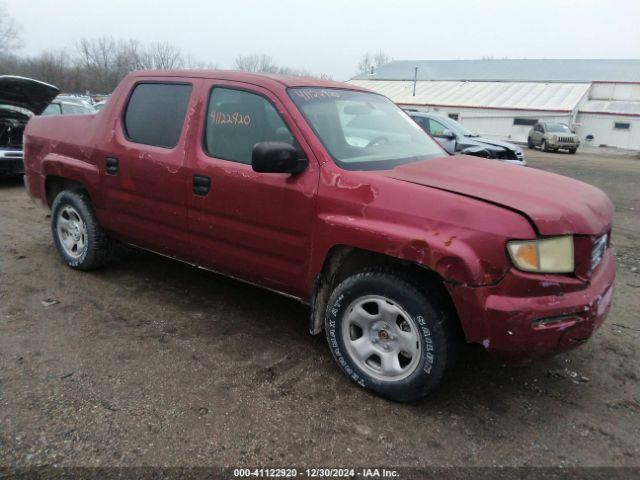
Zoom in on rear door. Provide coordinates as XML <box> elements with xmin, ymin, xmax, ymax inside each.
<box><xmin>98</xmin><ymin>79</ymin><xmax>195</xmax><ymax>259</ymax></box>
<box><xmin>532</xmin><ymin>123</ymin><xmax>544</xmax><ymax>145</ymax></box>
<box><xmin>186</xmin><ymin>80</ymin><xmax>319</xmax><ymax>298</ymax></box>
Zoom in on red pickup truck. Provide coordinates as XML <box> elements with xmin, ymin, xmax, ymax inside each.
<box><xmin>23</xmin><ymin>71</ymin><xmax>616</xmax><ymax>401</ymax></box>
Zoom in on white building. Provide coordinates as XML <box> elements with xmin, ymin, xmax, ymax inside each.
<box><xmin>348</xmin><ymin>59</ymin><xmax>640</xmax><ymax>150</ymax></box>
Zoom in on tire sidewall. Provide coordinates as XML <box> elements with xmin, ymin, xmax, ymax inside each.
<box><xmin>325</xmin><ymin>274</ymin><xmax>449</xmax><ymax>401</ymax></box>
<box><xmin>51</xmin><ymin>191</ymin><xmax>95</xmax><ymax>269</ymax></box>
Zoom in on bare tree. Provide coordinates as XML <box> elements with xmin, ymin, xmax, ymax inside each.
<box><xmin>276</xmin><ymin>66</ymin><xmax>311</xmax><ymax>77</ymax></box>
<box><xmin>357</xmin><ymin>51</ymin><xmax>391</xmax><ymax>75</ymax></box>
<box><xmin>0</xmin><ymin>1</ymin><xmax>22</xmax><ymax>55</ymax></box>
<box><xmin>373</xmin><ymin>51</ymin><xmax>391</xmax><ymax>68</ymax></box>
<box><xmin>183</xmin><ymin>55</ymin><xmax>217</xmax><ymax>70</ymax></box>
<box><xmin>75</xmin><ymin>37</ymin><xmax>121</xmax><ymax>92</ymax></box>
<box><xmin>147</xmin><ymin>41</ymin><xmax>185</xmax><ymax>70</ymax></box>
<box><xmin>356</xmin><ymin>53</ymin><xmax>373</xmax><ymax>75</ymax></box>
<box><xmin>234</xmin><ymin>54</ymin><xmax>278</xmax><ymax>73</ymax></box>
<box><xmin>234</xmin><ymin>53</ymin><xmax>329</xmax><ymax>78</ymax></box>
<box><xmin>0</xmin><ymin>35</ymin><xmax>197</xmax><ymax>93</ymax></box>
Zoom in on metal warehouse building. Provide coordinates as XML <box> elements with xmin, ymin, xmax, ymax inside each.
<box><xmin>348</xmin><ymin>59</ymin><xmax>640</xmax><ymax>150</ymax></box>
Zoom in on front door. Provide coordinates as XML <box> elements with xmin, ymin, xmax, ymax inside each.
<box><xmin>187</xmin><ymin>81</ymin><xmax>319</xmax><ymax>298</ymax></box>
<box><xmin>427</xmin><ymin>118</ymin><xmax>457</xmax><ymax>154</ymax></box>
<box><xmin>99</xmin><ymin>80</ymin><xmax>195</xmax><ymax>259</ymax></box>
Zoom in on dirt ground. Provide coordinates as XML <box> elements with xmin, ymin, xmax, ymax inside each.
<box><xmin>1</xmin><ymin>148</ymin><xmax>639</xmax><ymax>468</ymax></box>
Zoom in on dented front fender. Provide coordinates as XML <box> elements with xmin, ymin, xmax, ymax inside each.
<box><xmin>308</xmin><ymin>164</ymin><xmax>537</xmax><ymax>288</ymax></box>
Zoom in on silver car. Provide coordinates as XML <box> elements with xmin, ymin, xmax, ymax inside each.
<box><xmin>407</xmin><ymin>111</ymin><xmax>526</xmax><ymax>166</ymax></box>
<box><xmin>527</xmin><ymin>122</ymin><xmax>580</xmax><ymax>154</ymax></box>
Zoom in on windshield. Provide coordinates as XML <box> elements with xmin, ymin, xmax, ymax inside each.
<box><xmin>446</xmin><ymin>117</ymin><xmax>477</xmax><ymax>137</ymax></box>
<box><xmin>289</xmin><ymin>88</ymin><xmax>445</xmax><ymax>170</ymax></box>
<box><xmin>546</xmin><ymin>123</ymin><xmax>572</xmax><ymax>133</ymax></box>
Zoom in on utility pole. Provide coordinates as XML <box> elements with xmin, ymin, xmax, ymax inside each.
<box><xmin>413</xmin><ymin>66</ymin><xmax>418</xmax><ymax>96</ymax></box>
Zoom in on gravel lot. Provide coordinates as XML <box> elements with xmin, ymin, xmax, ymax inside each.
<box><xmin>1</xmin><ymin>148</ymin><xmax>639</xmax><ymax>468</ymax></box>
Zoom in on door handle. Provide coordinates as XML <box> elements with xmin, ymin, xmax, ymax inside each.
<box><xmin>105</xmin><ymin>156</ymin><xmax>119</xmax><ymax>175</ymax></box>
<box><xmin>192</xmin><ymin>175</ymin><xmax>211</xmax><ymax>196</ymax></box>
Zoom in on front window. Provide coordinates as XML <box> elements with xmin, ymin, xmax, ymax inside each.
<box><xmin>545</xmin><ymin>123</ymin><xmax>572</xmax><ymax>133</ymax></box>
<box><xmin>204</xmin><ymin>87</ymin><xmax>296</xmax><ymax>164</ymax></box>
<box><xmin>428</xmin><ymin>119</ymin><xmax>448</xmax><ymax>137</ymax></box>
<box><xmin>289</xmin><ymin>88</ymin><xmax>444</xmax><ymax>170</ymax></box>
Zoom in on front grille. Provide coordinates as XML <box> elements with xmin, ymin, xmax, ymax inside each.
<box><xmin>557</xmin><ymin>136</ymin><xmax>575</xmax><ymax>144</ymax></box>
<box><xmin>494</xmin><ymin>149</ymin><xmax>518</xmax><ymax>160</ymax></box>
<box><xmin>591</xmin><ymin>233</ymin><xmax>608</xmax><ymax>271</ymax></box>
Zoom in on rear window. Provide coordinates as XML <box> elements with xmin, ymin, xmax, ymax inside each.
<box><xmin>61</xmin><ymin>103</ymin><xmax>94</xmax><ymax>115</ymax></box>
<box><xmin>123</xmin><ymin>83</ymin><xmax>192</xmax><ymax>148</ymax></box>
<box><xmin>42</xmin><ymin>103</ymin><xmax>62</xmax><ymax>115</ymax></box>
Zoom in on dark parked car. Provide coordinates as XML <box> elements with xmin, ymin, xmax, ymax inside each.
<box><xmin>408</xmin><ymin>111</ymin><xmax>526</xmax><ymax>166</ymax></box>
<box><xmin>528</xmin><ymin>121</ymin><xmax>580</xmax><ymax>153</ymax></box>
<box><xmin>24</xmin><ymin>71</ymin><xmax>615</xmax><ymax>401</ymax></box>
<box><xmin>0</xmin><ymin>76</ymin><xmax>59</xmax><ymax>176</ymax></box>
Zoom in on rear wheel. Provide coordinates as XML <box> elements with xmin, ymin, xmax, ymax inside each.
<box><xmin>325</xmin><ymin>270</ymin><xmax>459</xmax><ymax>402</ymax></box>
<box><xmin>51</xmin><ymin>190</ymin><xmax>113</xmax><ymax>270</ymax></box>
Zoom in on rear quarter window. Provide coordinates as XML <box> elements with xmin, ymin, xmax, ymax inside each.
<box><xmin>123</xmin><ymin>83</ymin><xmax>192</xmax><ymax>148</ymax></box>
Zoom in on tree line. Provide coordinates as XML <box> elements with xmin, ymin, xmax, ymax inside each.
<box><xmin>0</xmin><ymin>36</ymin><xmax>215</xmax><ymax>93</ymax></box>
<box><xmin>0</xmin><ymin>38</ymin><xmax>335</xmax><ymax>94</ymax></box>
<box><xmin>1</xmin><ymin>2</ymin><xmax>390</xmax><ymax>93</ymax></box>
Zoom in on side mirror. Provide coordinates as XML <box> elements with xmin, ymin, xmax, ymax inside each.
<box><xmin>439</xmin><ymin>129</ymin><xmax>456</xmax><ymax>140</ymax></box>
<box><xmin>252</xmin><ymin>142</ymin><xmax>307</xmax><ymax>174</ymax></box>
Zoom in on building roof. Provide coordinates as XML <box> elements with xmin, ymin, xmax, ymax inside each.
<box><xmin>579</xmin><ymin>99</ymin><xmax>640</xmax><ymax>117</ymax></box>
<box><xmin>352</xmin><ymin>59</ymin><xmax>640</xmax><ymax>83</ymax></box>
<box><xmin>348</xmin><ymin>79</ymin><xmax>590</xmax><ymax>112</ymax></box>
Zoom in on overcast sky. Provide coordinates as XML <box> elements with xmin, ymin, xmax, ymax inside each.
<box><xmin>6</xmin><ymin>0</ymin><xmax>640</xmax><ymax>80</ymax></box>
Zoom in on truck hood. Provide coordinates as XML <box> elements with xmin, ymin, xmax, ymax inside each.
<box><xmin>384</xmin><ymin>155</ymin><xmax>612</xmax><ymax>236</ymax></box>
<box><xmin>0</xmin><ymin>76</ymin><xmax>59</xmax><ymax>115</ymax></box>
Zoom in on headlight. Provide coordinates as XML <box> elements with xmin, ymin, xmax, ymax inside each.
<box><xmin>507</xmin><ymin>236</ymin><xmax>574</xmax><ymax>273</ymax></box>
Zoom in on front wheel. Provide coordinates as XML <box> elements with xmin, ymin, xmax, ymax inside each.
<box><xmin>527</xmin><ymin>137</ymin><xmax>534</xmax><ymax>149</ymax></box>
<box><xmin>325</xmin><ymin>270</ymin><xmax>459</xmax><ymax>402</ymax></box>
<box><xmin>541</xmin><ymin>139</ymin><xmax>549</xmax><ymax>152</ymax></box>
<box><xmin>51</xmin><ymin>189</ymin><xmax>113</xmax><ymax>270</ymax></box>
<box><xmin>568</xmin><ymin>148</ymin><xmax>577</xmax><ymax>154</ymax></box>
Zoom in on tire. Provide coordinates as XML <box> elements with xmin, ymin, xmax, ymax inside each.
<box><xmin>527</xmin><ymin>137</ymin><xmax>534</xmax><ymax>149</ymax></box>
<box><xmin>51</xmin><ymin>189</ymin><xmax>113</xmax><ymax>270</ymax></box>
<box><xmin>541</xmin><ymin>139</ymin><xmax>549</xmax><ymax>152</ymax></box>
<box><xmin>325</xmin><ymin>269</ymin><xmax>459</xmax><ymax>402</ymax></box>
<box><xmin>568</xmin><ymin>148</ymin><xmax>577</xmax><ymax>154</ymax></box>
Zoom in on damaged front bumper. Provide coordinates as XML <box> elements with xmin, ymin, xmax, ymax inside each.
<box><xmin>448</xmin><ymin>249</ymin><xmax>616</xmax><ymax>362</ymax></box>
